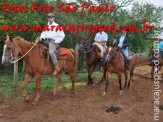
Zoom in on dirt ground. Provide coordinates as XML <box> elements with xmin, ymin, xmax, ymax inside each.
<box><xmin>0</xmin><ymin>65</ymin><xmax>163</xmax><ymax>122</ymax></box>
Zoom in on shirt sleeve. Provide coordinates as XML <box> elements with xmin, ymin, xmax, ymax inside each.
<box><xmin>40</xmin><ymin>31</ymin><xmax>46</xmax><ymax>39</ymax></box>
<box><xmin>51</xmin><ymin>24</ymin><xmax>65</xmax><ymax>44</ymax></box>
<box><xmin>103</xmin><ymin>33</ymin><xmax>108</xmax><ymax>41</ymax></box>
<box><xmin>54</xmin><ymin>31</ymin><xmax>65</xmax><ymax>43</ymax></box>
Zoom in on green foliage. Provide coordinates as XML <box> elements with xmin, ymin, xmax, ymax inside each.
<box><xmin>0</xmin><ymin>0</ymin><xmax>162</xmax><ymax>68</ymax></box>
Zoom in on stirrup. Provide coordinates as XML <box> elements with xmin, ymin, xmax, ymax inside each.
<box><xmin>52</xmin><ymin>64</ymin><xmax>60</xmax><ymax>75</ymax></box>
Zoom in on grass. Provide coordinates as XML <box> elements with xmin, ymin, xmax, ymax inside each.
<box><xmin>0</xmin><ymin>65</ymin><xmax>118</xmax><ymax>103</ymax></box>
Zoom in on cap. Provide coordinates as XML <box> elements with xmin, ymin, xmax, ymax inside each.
<box><xmin>47</xmin><ymin>13</ymin><xmax>54</xmax><ymax>18</ymax></box>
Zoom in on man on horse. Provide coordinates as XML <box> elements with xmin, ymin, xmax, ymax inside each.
<box><xmin>157</xmin><ymin>35</ymin><xmax>163</xmax><ymax>58</ymax></box>
<box><xmin>149</xmin><ymin>33</ymin><xmax>163</xmax><ymax>65</ymax></box>
<box><xmin>115</xmin><ymin>27</ymin><xmax>131</xmax><ymax>70</ymax></box>
<box><xmin>94</xmin><ymin>30</ymin><xmax>108</xmax><ymax>64</ymax></box>
<box><xmin>37</xmin><ymin>13</ymin><xmax>65</xmax><ymax>74</ymax></box>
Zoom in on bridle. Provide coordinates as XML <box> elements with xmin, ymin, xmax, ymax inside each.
<box><xmin>80</xmin><ymin>42</ymin><xmax>92</xmax><ymax>53</ymax></box>
<box><xmin>3</xmin><ymin>39</ymin><xmax>39</xmax><ymax>63</ymax></box>
<box><xmin>106</xmin><ymin>47</ymin><xmax>124</xmax><ymax>64</ymax></box>
<box><xmin>106</xmin><ymin>48</ymin><xmax>116</xmax><ymax>60</ymax></box>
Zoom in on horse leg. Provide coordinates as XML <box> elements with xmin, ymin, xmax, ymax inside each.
<box><xmin>127</xmin><ymin>69</ymin><xmax>134</xmax><ymax>88</ymax></box>
<box><xmin>118</xmin><ymin>73</ymin><xmax>123</xmax><ymax>95</ymax></box>
<box><xmin>86</xmin><ymin>65</ymin><xmax>91</xmax><ymax>85</ymax></box>
<box><xmin>33</xmin><ymin>74</ymin><xmax>42</xmax><ymax>105</ymax></box>
<box><xmin>102</xmin><ymin>71</ymin><xmax>110</xmax><ymax>96</ymax></box>
<box><xmin>21</xmin><ymin>73</ymin><xmax>32</xmax><ymax>101</ymax></box>
<box><xmin>151</xmin><ymin>66</ymin><xmax>154</xmax><ymax>79</ymax></box>
<box><xmin>54</xmin><ymin>73</ymin><xmax>61</xmax><ymax>96</ymax></box>
<box><xmin>124</xmin><ymin>71</ymin><xmax>128</xmax><ymax>88</ymax></box>
<box><xmin>67</xmin><ymin>67</ymin><xmax>75</xmax><ymax>95</ymax></box>
<box><xmin>98</xmin><ymin>68</ymin><xmax>107</xmax><ymax>84</ymax></box>
<box><xmin>88</xmin><ymin>66</ymin><xmax>96</xmax><ymax>85</ymax></box>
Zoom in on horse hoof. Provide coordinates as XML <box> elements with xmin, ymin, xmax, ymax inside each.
<box><xmin>124</xmin><ymin>86</ymin><xmax>127</xmax><ymax>88</ymax></box>
<box><xmin>24</xmin><ymin>96</ymin><xmax>30</xmax><ymax>102</ymax></box>
<box><xmin>32</xmin><ymin>100</ymin><xmax>38</xmax><ymax>106</ymax></box>
<box><xmin>54</xmin><ymin>92</ymin><xmax>57</xmax><ymax>96</ymax></box>
<box><xmin>102</xmin><ymin>92</ymin><xmax>106</xmax><ymax>96</ymax></box>
<box><xmin>119</xmin><ymin>90</ymin><xmax>123</xmax><ymax>95</ymax></box>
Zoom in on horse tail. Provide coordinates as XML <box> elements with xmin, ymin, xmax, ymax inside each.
<box><xmin>69</xmin><ymin>49</ymin><xmax>76</xmax><ymax>66</ymax></box>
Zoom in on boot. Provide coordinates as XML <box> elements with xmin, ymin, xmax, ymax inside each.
<box><xmin>52</xmin><ymin>63</ymin><xmax>60</xmax><ymax>75</ymax></box>
<box><xmin>125</xmin><ymin>60</ymin><xmax>131</xmax><ymax>71</ymax></box>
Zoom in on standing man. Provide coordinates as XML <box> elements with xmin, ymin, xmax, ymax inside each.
<box><xmin>115</xmin><ymin>27</ymin><xmax>131</xmax><ymax>70</ymax></box>
<box><xmin>94</xmin><ymin>30</ymin><xmax>108</xmax><ymax>63</ymax></box>
<box><xmin>37</xmin><ymin>13</ymin><xmax>65</xmax><ymax>74</ymax></box>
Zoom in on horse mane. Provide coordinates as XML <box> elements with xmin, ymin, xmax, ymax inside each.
<box><xmin>14</xmin><ymin>37</ymin><xmax>34</xmax><ymax>47</ymax></box>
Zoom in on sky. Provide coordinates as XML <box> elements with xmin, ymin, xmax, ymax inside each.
<box><xmin>127</xmin><ymin>0</ymin><xmax>163</xmax><ymax>10</ymax></box>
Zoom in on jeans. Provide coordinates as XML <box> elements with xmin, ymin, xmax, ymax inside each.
<box><xmin>49</xmin><ymin>43</ymin><xmax>59</xmax><ymax>65</ymax></box>
<box><xmin>101</xmin><ymin>45</ymin><xmax>106</xmax><ymax>62</ymax></box>
<box><xmin>121</xmin><ymin>47</ymin><xmax>130</xmax><ymax>60</ymax></box>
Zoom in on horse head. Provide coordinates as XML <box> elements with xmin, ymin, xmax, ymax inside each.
<box><xmin>78</xmin><ymin>37</ymin><xmax>90</xmax><ymax>52</ymax></box>
<box><xmin>105</xmin><ymin>45</ymin><xmax>116</xmax><ymax>62</ymax></box>
<box><xmin>2</xmin><ymin>35</ymin><xmax>19</xmax><ymax>66</ymax></box>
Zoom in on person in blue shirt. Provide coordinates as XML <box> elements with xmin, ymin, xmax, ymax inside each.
<box><xmin>157</xmin><ymin>36</ymin><xmax>163</xmax><ymax>58</ymax></box>
<box><xmin>115</xmin><ymin>27</ymin><xmax>131</xmax><ymax>70</ymax></box>
<box><xmin>149</xmin><ymin>35</ymin><xmax>163</xmax><ymax>66</ymax></box>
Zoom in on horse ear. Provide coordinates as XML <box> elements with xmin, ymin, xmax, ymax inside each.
<box><xmin>6</xmin><ymin>35</ymin><xmax>13</xmax><ymax>43</ymax></box>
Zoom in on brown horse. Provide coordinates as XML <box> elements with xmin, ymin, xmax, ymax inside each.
<box><xmin>78</xmin><ymin>37</ymin><xmax>106</xmax><ymax>85</ymax></box>
<box><xmin>149</xmin><ymin>47</ymin><xmax>163</xmax><ymax>78</ymax></box>
<box><xmin>102</xmin><ymin>45</ymin><xmax>137</xmax><ymax>96</ymax></box>
<box><xmin>2</xmin><ymin>35</ymin><xmax>76</xmax><ymax>105</ymax></box>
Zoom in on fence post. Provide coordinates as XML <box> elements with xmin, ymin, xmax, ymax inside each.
<box><xmin>75</xmin><ymin>44</ymin><xmax>79</xmax><ymax>76</ymax></box>
<box><xmin>22</xmin><ymin>60</ymin><xmax>25</xmax><ymax>72</ymax></box>
<box><xmin>14</xmin><ymin>56</ymin><xmax>18</xmax><ymax>86</ymax></box>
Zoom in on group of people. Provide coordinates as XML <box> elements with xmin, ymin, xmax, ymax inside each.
<box><xmin>37</xmin><ymin>13</ymin><xmax>162</xmax><ymax>74</ymax></box>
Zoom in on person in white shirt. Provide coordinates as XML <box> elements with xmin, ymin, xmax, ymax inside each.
<box><xmin>94</xmin><ymin>30</ymin><xmax>108</xmax><ymax>46</ymax></box>
<box><xmin>37</xmin><ymin>13</ymin><xmax>65</xmax><ymax>74</ymax></box>
<box><xmin>94</xmin><ymin>30</ymin><xmax>108</xmax><ymax>63</ymax></box>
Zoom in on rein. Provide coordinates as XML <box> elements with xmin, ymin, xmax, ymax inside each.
<box><xmin>10</xmin><ymin>39</ymin><xmax>39</xmax><ymax>63</ymax></box>
<box><xmin>106</xmin><ymin>49</ymin><xmax>124</xmax><ymax>64</ymax></box>
<box><xmin>80</xmin><ymin>43</ymin><xmax>93</xmax><ymax>53</ymax></box>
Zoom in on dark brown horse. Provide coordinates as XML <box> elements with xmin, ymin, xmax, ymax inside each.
<box><xmin>102</xmin><ymin>45</ymin><xmax>137</xmax><ymax>96</ymax></box>
<box><xmin>78</xmin><ymin>37</ymin><xmax>106</xmax><ymax>85</ymax></box>
<box><xmin>2</xmin><ymin>35</ymin><xmax>76</xmax><ymax>105</ymax></box>
<box><xmin>149</xmin><ymin>47</ymin><xmax>163</xmax><ymax>78</ymax></box>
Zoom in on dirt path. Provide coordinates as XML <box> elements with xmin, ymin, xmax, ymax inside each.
<box><xmin>0</xmin><ymin>65</ymin><xmax>163</xmax><ymax>122</ymax></box>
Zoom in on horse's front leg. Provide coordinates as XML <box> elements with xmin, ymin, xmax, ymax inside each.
<box><xmin>124</xmin><ymin>71</ymin><xmax>128</xmax><ymax>88</ymax></box>
<box><xmin>86</xmin><ymin>65</ymin><xmax>91</xmax><ymax>86</ymax></box>
<box><xmin>118</xmin><ymin>73</ymin><xmax>123</xmax><ymax>95</ymax></box>
<box><xmin>151</xmin><ymin>66</ymin><xmax>154</xmax><ymax>79</ymax></box>
<box><xmin>54</xmin><ymin>73</ymin><xmax>61</xmax><ymax>95</ymax></box>
<box><xmin>33</xmin><ymin>74</ymin><xmax>42</xmax><ymax>105</ymax></box>
<box><xmin>98</xmin><ymin>68</ymin><xmax>107</xmax><ymax>84</ymax></box>
<box><xmin>88</xmin><ymin>66</ymin><xmax>96</xmax><ymax>85</ymax></box>
<box><xmin>21</xmin><ymin>73</ymin><xmax>32</xmax><ymax>101</ymax></box>
<box><xmin>102</xmin><ymin>71</ymin><xmax>110</xmax><ymax>96</ymax></box>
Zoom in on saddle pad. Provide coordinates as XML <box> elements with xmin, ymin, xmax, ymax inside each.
<box><xmin>60</xmin><ymin>48</ymin><xmax>67</xmax><ymax>55</ymax></box>
<box><xmin>93</xmin><ymin>43</ymin><xmax>104</xmax><ymax>58</ymax></box>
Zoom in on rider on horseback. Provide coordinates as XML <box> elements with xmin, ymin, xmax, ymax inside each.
<box><xmin>37</xmin><ymin>13</ymin><xmax>65</xmax><ymax>74</ymax></box>
<box><xmin>157</xmin><ymin>34</ymin><xmax>163</xmax><ymax>58</ymax></box>
<box><xmin>94</xmin><ymin>29</ymin><xmax>108</xmax><ymax>64</ymax></box>
<box><xmin>149</xmin><ymin>33</ymin><xmax>163</xmax><ymax>65</ymax></box>
<box><xmin>115</xmin><ymin>27</ymin><xmax>131</xmax><ymax>71</ymax></box>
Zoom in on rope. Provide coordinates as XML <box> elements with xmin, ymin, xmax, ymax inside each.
<box><xmin>10</xmin><ymin>39</ymin><xmax>39</xmax><ymax>63</ymax></box>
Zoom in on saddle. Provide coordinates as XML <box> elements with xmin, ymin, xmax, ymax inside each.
<box><xmin>93</xmin><ymin>42</ymin><xmax>106</xmax><ymax>58</ymax></box>
<box><xmin>39</xmin><ymin>40</ymin><xmax>67</xmax><ymax>61</ymax></box>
